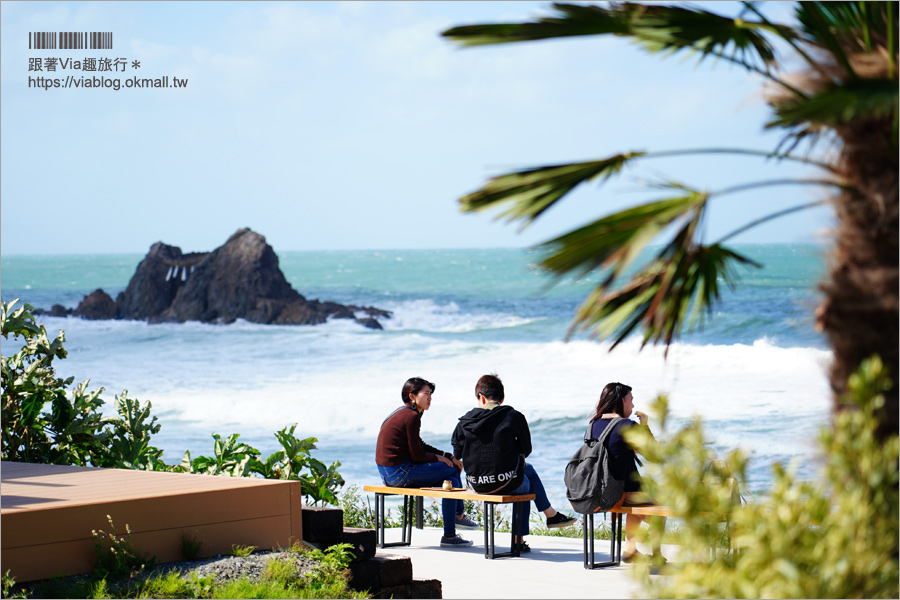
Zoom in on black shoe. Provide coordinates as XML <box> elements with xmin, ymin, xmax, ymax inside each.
<box><xmin>546</xmin><ymin>512</ymin><xmax>578</xmax><ymax>528</ymax></box>
<box><xmin>455</xmin><ymin>514</ymin><xmax>479</xmax><ymax>530</ymax></box>
<box><xmin>440</xmin><ymin>534</ymin><xmax>473</xmax><ymax>548</ymax></box>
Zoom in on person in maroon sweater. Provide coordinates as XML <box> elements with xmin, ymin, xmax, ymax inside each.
<box><xmin>376</xmin><ymin>377</ymin><xmax>476</xmax><ymax>548</ymax></box>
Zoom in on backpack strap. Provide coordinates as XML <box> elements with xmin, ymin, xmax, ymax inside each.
<box><xmin>585</xmin><ymin>416</ymin><xmax>624</xmax><ymax>444</ymax></box>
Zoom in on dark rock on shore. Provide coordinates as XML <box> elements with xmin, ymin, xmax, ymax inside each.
<box><xmin>62</xmin><ymin>228</ymin><xmax>391</xmax><ymax>329</ymax></box>
<box><xmin>33</xmin><ymin>304</ymin><xmax>73</xmax><ymax>318</ymax></box>
<box><xmin>73</xmin><ymin>289</ymin><xmax>119</xmax><ymax>320</ymax></box>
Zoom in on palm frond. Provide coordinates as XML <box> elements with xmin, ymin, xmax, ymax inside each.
<box><xmin>795</xmin><ymin>1</ymin><xmax>893</xmax><ymax>54</ymax></box>
<box><xmin>767</xmin><ymin>78</ymin><xmax>898</xmax><ymax>129</ymax></box>
<box><xmin>442</xmin><ymin>2</ymin><xmax>792</xmax><ymax>71</ymax></box>
<box><xmin>459</xmin><ymin>153</ymin><xmax>644</xmax><ymax>225</ymax></box>
<box><xmin>535</xmin><ymin>188</ymin><xmax>708</xmax><ymax>284</ymax></box>
<box><xmin>568</xmin><ymin>243</ymin><xmax>760</xmax><ymax>352</ymax></box>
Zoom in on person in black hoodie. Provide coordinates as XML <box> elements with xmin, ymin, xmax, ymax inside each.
<box><xmin>451</xmin><ymin>373</ymin><xmax>577</xmax><ymax>551</ymax></box>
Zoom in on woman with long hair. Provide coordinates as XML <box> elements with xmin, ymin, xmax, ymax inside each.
<box><xmin>590</xmin><ymin>382</ymin><xmax>665</xmax><ymax>562</ymax></box>
<box><xmin>375</xmin><ymin>377</ymin><xmax>477</xmax><ymax>548</ymax></box>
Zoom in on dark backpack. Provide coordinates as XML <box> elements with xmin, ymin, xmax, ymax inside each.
<box><xmin>564</xmin><ymin>417</ymin><xmax>625</xmax><ymax>514</ymax></box>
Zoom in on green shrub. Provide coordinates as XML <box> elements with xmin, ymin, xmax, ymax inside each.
<box><xmin>181</xmin><ymin>533</ymin><xmax>201</xmax><ymax>561</ymax></box>
<box><xmin>625</xmin><ymin>356</ymin><xmax>898</xmax><ymax>598</ymax></box>
<box><xmin>230</xmin><ymin>544</ymin><xmax>256</xmax><ymax>558</ymax></box>
<box><xmin>2</xmin><ymin>300</ymin><xmax>165</xmax><ymax>470</ymax></box>
<box><xmin>91</xmin><ymin>515</ymin><xmax>155</xmax><ymax>580</ymax></box>
<box><xmin>178</xmin><ymin>425</ymin><xmax>345</xmax><ymax>506</ymax></box>
<box><xmin>2</xmin><ymin>570</ymin><xmax>26</xmax><ymax>600</ymax></box>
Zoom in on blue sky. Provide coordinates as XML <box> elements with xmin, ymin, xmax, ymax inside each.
<box><xmin>1</xmin><ymin>1</ymin><xmax>834</xmax><ymax>255</ymax></box>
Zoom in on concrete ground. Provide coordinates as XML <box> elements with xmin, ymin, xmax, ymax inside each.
<box><xmin>375</xmin><ymin>526</ymin><xmax>676</xmax><ymax>599</ymax></box>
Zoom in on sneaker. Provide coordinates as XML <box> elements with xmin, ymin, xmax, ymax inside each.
<box><xmin>455</xmin><ymin>514</ymin><xmax>479</xmax><ymax>530</ymax></box>
<box><xmin>516</xmin><ymin>541</ymin><xmax>531</xmax><ymax>554</ymax></box>
<box><xmin>546</xmin><ymin>512</ymin><xmax>578</xmax><ymax>529</ymax></box>
<box><xmin>440</xmin><ymin>534</ymin><xmax>473</xmax><ymax>548</ymax></box>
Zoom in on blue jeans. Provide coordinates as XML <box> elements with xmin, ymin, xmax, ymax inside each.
<box><xmin>507</xmin><ymin>462</ymin><xmax>551</xmax><ymax>536</ymax></box>
<box><xmin>377</xmin><ymin>461</ymin><xmax>464</xmax><ymax>537</ymax></box>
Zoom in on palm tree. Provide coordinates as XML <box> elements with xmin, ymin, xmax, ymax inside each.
<box><xmin>442</xmin><ymin>2</ymin><xmax>898</xmax><ymax>438</ymax></box>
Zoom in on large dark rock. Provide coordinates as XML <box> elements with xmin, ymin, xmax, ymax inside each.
<box><xmin>74</xmin><ymin>228</ymin><xmax>390</xmax><ymax>329</ymax></box>
<box><xmin>156</xmin><ymin>229</ymin><xmax>303</xmax><ymax>324</ymax></box>
<box><xmin>117</xmin><ymin>242</ymin><xmax>208</xmax><ymax>320</ymax></box>
<box><xmin>73</xmin><ymin>289</ymin><xmax>118</xmax><ymax>320</ymax></box>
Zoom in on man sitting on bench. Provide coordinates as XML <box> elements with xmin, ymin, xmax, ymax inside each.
<box><xmin>451</xmin><ymin>373</ymin><xmax>577</xmax><ymax>552</ymax></box>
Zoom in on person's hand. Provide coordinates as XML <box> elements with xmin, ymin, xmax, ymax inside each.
<box><xmin>437</xmin><ymin>455</ymin><xmax>454</xmax><ymax>468</ymax></box>
<box><xmin>452</xmin><ymin>457</ymin><xmax>463</xmax><ymax>473</ymax></box>
<box><xmin>635</xmin><ymin>411</ymin><xmax>649</xmax><ymax>425</ymax></box>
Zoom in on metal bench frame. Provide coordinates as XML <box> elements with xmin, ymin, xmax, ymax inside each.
<box><xmin>582</xmin><ymin>503</ymin><xmax>675</xmax><ymax>569</ymax></box>
<box><xmin>364</xmin><ymin>485</ymin><xmax>535</xmax><ymax>559</ymax></box>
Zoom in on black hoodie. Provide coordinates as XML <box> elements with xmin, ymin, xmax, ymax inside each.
<box><xmin>451</xmin><ymin>404</ymin><xmax>532</xmax><ymax>494</ymax></box>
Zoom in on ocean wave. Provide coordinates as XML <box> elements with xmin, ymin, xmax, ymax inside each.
<box><xmin>378</xmin><ymin>298</ymin><xmax>539</xmax><ymax>333</ymax></box>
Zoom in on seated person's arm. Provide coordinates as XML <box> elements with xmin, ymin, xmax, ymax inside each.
<box><xmin>514</xmin><ymin>411</ymin><xmax>532</xmax><ymax>458</ymax></box>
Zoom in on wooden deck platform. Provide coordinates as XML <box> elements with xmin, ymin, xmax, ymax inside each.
<box><xmin>1</xmin><ymin>461</ymin><xmax>303</xmax><ymax>582</ymax></box>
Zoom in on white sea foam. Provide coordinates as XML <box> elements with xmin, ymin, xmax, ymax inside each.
<box><xmin>379</xmin><ymin>298</ymin><xmax>537</xmax><ymax>333</ymax></box>
<box><xmin>97</xmin><ymin>334</ymin><xmax>829</xmax><ymax>462</ymax></box>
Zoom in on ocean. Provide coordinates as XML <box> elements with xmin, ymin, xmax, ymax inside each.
<box><xmin>1</xmin><ymin>244</ymin><xmax>832</xmax><ymax>509</ymax></box>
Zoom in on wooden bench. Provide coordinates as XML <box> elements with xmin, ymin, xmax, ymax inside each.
<box><xmin>363</xmin><ymin>485</ymin><xmax>536</xmax><ymax>559</ymax></box>
<box><xmin>583</xmin><ymin>504</ymin><xmax>675</xmax><ymax>569</ymax></box>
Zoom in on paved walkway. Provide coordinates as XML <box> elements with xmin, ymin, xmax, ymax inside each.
<box><xmin>375</xmin><ymin>526</ymin><xmax>675</xmax><ymax>599</ymax></box>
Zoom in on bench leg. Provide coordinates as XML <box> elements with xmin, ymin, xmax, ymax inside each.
<box><xmin>484</xmin><ymin>501</ymin><xmax>493</xmax><ymax>558</ymax></box>
<box><xmin>584</xmin><ymin>511</ymin><xmax>623</xmax><ymax>569</ymax></box>
<box><xmin>483</xmin><ymin>501</ymin><xmax>527</xmax><ymax>559</ymax></box>
<box><xmin>416</xmin><ymin>496</ymin><xmax>424</xmax><ymax>529</ymax></box>
<box><xmin>374</xmin><ymin>493</ymin><xmax>414</xmax><ymax>548</ymax></box>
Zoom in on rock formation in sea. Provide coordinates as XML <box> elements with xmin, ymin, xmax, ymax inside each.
<box><xmin>46</xmin><ymin>228</ymin><xmax>390</xmax><ymax>329</ymax></box>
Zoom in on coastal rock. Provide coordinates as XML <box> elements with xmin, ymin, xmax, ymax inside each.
<box><xmin>355</xmin><ymin>317</ymin><xmax>383</xmax><ymax>330</ymax></box>
<box><xmin>48</xmin><ymin>304</ymin><xmax>72</xmax><ymax>317</ymax></box>
<box><xmin>73</xmin><ymin>289</ymin><xmax>118</xmax><ymax>320</ymax></box>
<box><xmin>116</xmin><ymin>242</ymin><xmax>209</xmax><ymax>320</ymax></box>
<box><xmin>84</xmin><ymin>228</ymin><xmax>390</xmax><ymax>329</ymax></box>
<box><xmin>33</xmin><ymin>304</ymin><xmax>72</xmax><ymax>318</ymax></box>
<box><xmin>157</xmin><ymin>228</ymin><xmax>303</xmax><ymax>324</ymax></box>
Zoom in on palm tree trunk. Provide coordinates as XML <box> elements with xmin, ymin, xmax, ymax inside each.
<box><xmin>817</xmin><ymin>114</ymin><xmax>899</xmax><ymax>438</ymax></box>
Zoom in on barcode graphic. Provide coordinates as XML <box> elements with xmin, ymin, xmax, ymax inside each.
<box><xmin>29</xmin><ymin>32</ymin><xmax>113</xmax><ymax>50</ymax></box>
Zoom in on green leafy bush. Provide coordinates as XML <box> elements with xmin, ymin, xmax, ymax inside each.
<box><xmin>178</xmin><ymin>425</ymin><xmax>345</xmax><ymax>506</ymax></box>
<box><xmin>625</xmin><ymin>356</ymin><xmax>898</xmax><ymax>598</ymax></box>
<box><xmin>104</xmin><ymin>393</ymin><xmax>165</xmax><ymax>471</ymax></box>
<box><xmin>340</xmin><ymin>484</ymin><xmax>383</xmax><ymax>529</ymax></box>
<box><xmin>1</xmin><ymin>300</ymin><xmax>162</xmax><ymax>469</ymax></box>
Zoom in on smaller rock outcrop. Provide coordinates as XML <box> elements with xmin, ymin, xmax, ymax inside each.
<box><xmin>33</xmin><ymin>304</ymin><xmax>73</xmax><ymax>318</ymax></box>
<box><xmin>73</xmin><ymin>289</ymin><xmax>119</xmax><ymax>320</ymax></box>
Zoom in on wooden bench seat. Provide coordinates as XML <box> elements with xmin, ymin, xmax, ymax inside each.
<box><xmin>363</xmin><ymin>485</ymin><xmax>535</xmax><ymax>559</ymax></box>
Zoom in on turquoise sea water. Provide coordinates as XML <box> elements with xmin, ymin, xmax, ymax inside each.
<box><xmin>2</xmin><ymin>244</ymin><xmax>831</xmax><ymax>505</ymax></box>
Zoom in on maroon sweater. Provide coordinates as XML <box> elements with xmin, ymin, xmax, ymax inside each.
<box><xmin>376</xmin><ymin>405</ymin><xmax>451</xmax><ymax>466</ymax></box>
